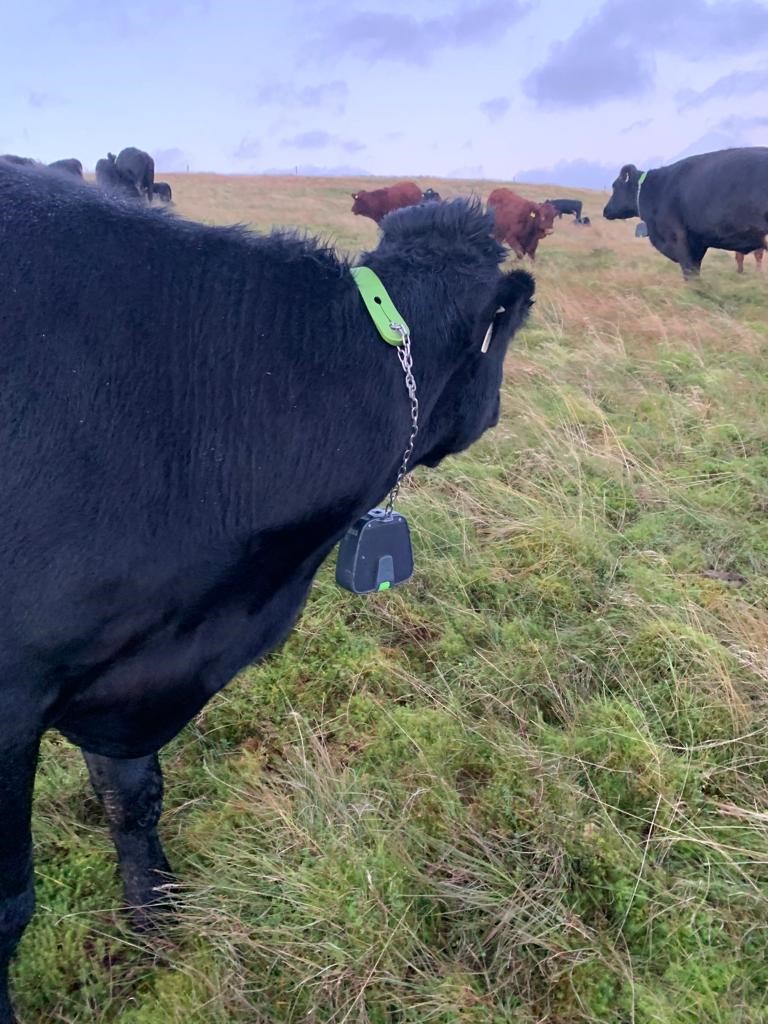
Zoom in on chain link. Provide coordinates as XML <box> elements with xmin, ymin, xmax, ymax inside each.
<box><xmin>385</xmin><ymin>323</ymin><xmax>419</xmax><ymax>516</ymax></box>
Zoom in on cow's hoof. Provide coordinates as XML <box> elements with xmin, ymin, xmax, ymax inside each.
<box><xmin>125</xmin><ymin>874</ymin><xmax>178</xmax><ymax>933</ymax></box>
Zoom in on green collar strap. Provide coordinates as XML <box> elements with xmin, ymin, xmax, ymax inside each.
<box><xmin>636</xmin><ymin>170</ymin><xmax>648</xmax><ymax>216</ymax></box>
<box><xmin>351</xmin><ymin>266</ymin><xmax>409</xmax><ymax>347</ymax></box>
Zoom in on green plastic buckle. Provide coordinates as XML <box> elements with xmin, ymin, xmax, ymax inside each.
<box><xmin>351</xmin><ymin>266</ymin><xmax>409</xmax><ymax>347</ymax></box>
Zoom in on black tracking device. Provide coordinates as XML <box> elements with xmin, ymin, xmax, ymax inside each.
<box><xmin>335</xmin><ymin>509</ymin><xmax>414</xmax><ymax>594</ymax></box>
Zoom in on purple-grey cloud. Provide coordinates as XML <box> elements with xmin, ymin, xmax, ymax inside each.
<box><xmin>516</xmin><ymin>158</ymin><xmax>620</xmax><ymax>190</ymax></box>
<box><xmin>524</xmin><ymin>0</ymin><xmax>768</xmax><ymax>109</ymax></box>
<box><xmin>677</xmin><ymin>67</ymin><xmax>768</xmax><ymax>111</ymax></box>
<box><xmin>233</xmin><ymin>137</ymin><xmax>261</xmax><ymax>161</ymax></box>
<box><xmin>480</xmin><ymin>97</ymin><xmax>510</xmax><ymax>123</ymax></box>
<box><xmin>675</xmin><ymin>115</ymin><xmax>768</xmax><ymax>160</ymax></box>
<box><xmin>281</xmin><ymin>130</ymin><xmax>365</xmax><ymax>154</ymax></box>
<box><xmin>620</xmin><ymin>118</ymin><xmax>653</xmax><ymax>134</ymax></box>
<box><xmin>313</xmin><ymin>0</ymin><xmax>530</xmax><ymax>66</ymax></box>
<box><xmin>255</xmin><ymin>80</ymin><xmax>348</xmax><ymax>114</ymax></box>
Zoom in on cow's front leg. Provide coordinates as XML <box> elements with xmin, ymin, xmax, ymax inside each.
<box><xmin>82</xmin><ymin>751</ymin><xmax>174</xmax><ymax>929</ymax></box>
<box><xmin>0</xmin><ymin>733</ymin><xmax>40</xmax><ymax>1024</ymax></box>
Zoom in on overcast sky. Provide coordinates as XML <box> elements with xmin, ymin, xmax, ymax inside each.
<box><xmin>2</xmin><ymin>0</ymin><xmax>768</xmax><ymax>188</ymax></box>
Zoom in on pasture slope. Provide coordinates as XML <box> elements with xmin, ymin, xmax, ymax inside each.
<box><xmin>16</xmin><ymin>175</ymin><xmax>768</xmax><ymax>1023</ymax></box>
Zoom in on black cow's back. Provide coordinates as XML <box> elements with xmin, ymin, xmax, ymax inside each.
<box><xmin>644</xmin><ymin>147</ymin><xmax>768</xmax><ymax>253</ymax></box>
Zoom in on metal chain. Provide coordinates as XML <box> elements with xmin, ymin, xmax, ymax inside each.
<box><xmin>385</xmin><ymin>322</ymin><xmax>419</xmax><ymax>516</ymax></box>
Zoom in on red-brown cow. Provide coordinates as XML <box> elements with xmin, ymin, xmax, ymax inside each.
<box><xmin>487</xmin><ymin>188</ymin><xmax>556</xmax><ymax>261</ymax></box>
<box><xmin>735</xmin><ymin>249</ymin><xmax>764</xmax><ymax>273</ymax></box>
<box><xmin>351</xmin><ymin>181</ymin><xmax>423</xmax><ymax>224</ymax></box>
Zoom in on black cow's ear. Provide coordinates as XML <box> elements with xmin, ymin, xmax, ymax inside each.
<box><xmin>473</xmin><ymin>270</ymin><xmax>535</xmax><ymax>353</ymax></box>
<box><xmin>620</xmin><ymin>163</ymin><xmax>638</xmax><ymax>183</ymax></box>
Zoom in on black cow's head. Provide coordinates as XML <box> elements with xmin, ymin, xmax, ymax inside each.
<box><xmin>365</xmin><ymin>199</ymin><xmax>535</xmax><ymax>470</ymax></box>
<box><xmin>603</xmin><ymin>164</ymin><xmax>641</xmax><ymax>219</ymax></box>
<box><xmin>422</xmin><ymin>187</ymin><xmax>441</xmax><ymax>202</ymax></box>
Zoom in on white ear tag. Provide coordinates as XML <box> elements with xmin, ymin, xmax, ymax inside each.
<box><xmin>480</xmin><ymin>306</ymin><xmax>506</xmax><ymax>354</ymax></box>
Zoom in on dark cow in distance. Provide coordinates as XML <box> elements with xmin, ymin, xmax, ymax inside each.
<box><xmin>115</xmin><ymin>146</ymin><xmax>155</xmax><ymax>202</ymax></box>
<box><xmin>47</xmin><ymin>158</ymin><xmax>83</xmax><ymax>179</ymax></box>
<box><xmin>1</xmin><ymin>156</ymin><xmax>83</xmax><ymax>181</ymax></box>
<box><xmin>422</xmin><ymin>187</ymin><xmax>441</xmax><ymax>202</ymax></box>
<box><xmin>152</xmin><ymin>181</ymin><xmax>173</xmax><ymax>203</ymax></box>
<box><xmin>0</xmin><ymin>160</ymin><xmax>535</xmax><ymax>1023</ymax></box>
<box><xmin>351</xmin><ymin>181</ymin><xmax>423</xmax><ymax>224</ymax></box>
<box><xmin>487</xmin><ymin>188</ymin><xmax>557</xmax><ymax>261</ymax></box>
<box><xmin>735</xmin><ymin>249</ymin><xmax>763</xmax><ymax>273</ymax></box>
<box><xmin>546</xmin><ymin>198</ymin><xmax>582</xmax><ymax>220</ymax></box>
<box><xmin>603</xmin><ymin>147</ymin><xmax>768</xmax><ymax>279</ymax></box>
<box><xmin>0</xmin><ymin>154</ymin><xmax>37</xmax><ymax>167</ymax></box>
<box><xmin>95</xmin><ymin>153</ymin><xmax>142</xmax><ymax>200</ymax></box>
<box><xmin>635</xmin><ymin>221</ymin><xmax>649</xmax><ymax>238</ymax></box>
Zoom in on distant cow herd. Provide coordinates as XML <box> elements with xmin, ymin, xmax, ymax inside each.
<box><xmin>351</xmin><ymin>149</ymin><xmax>768</xmax><ymax>279</ymax></box>
<box><xmin>351</xmin><ymin>180</ymin><xmax>589</xmax><ymax>262</ymax></box>
<box><xmin>2</xmin><ymin>146</ymin><xmax>173</xmax><ymax>205</ymax></box>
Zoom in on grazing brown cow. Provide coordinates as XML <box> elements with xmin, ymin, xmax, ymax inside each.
<box><xmin>487</xmin><ymin>188</ymin><xmax>557</xmax><ymax>261</ymax></box>
<box><xmin>735</xmin><ymin>249</ymin><xmax>764</xmax><ymax>273</ymax></box>
<box><xmin>351</xmin><ymin>181</ymin><xmax>422</xmax><ymax>224</ymax></box>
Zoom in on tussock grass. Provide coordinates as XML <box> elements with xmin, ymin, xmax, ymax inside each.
<box><xmin>14</xmin><ymin>175</ymin><xmax>768</xmax><ymax>1022</ymax></box>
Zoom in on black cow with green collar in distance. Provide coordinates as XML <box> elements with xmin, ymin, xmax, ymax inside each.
<box><xmin>603</xmin><ymin>147</ymin><xmax>768</xmax><ymax>279</ymax></box>
<box><xmin>0</xmin><ymin>160</ymin><xmax>534</xmax><ymax>1023</ymax></box>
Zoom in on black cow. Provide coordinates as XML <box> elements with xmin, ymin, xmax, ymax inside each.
<box><xmin>95</xmin><ymin>153</ymin><xmax>142</xmax><ymax>200</ymax></box>
<box><xmin>152</xmin><ymin>181</ymin><xmax>173</xmax><ymax>203</ymax></box>
<box><xmin>0</xmin><ymin>154</ymin><xmax>37</xmax><ymax>167</ymax></box>
<box><xmin>0</xmin><ymin>160</ymin><xmax>534</xmax><ymax>1023</ymax></box>
<box><xmin>603</xmin><ymin>147</ymin><xmax>768</xmax><ymax>278</ymax></box>
<box><xmin>47</xmin><ymin>158</ymin><xmax>83</xmax><ymax>179</ymax></box>
<box><xmin>545</xmin><ymin>198</ymin><xmax>582</xmax><ymax>220</ymax></box>
<box><xmin>422</xmin><ymin>187</ymin><xmax>441</xmax><ymax>202</ymax></box>
<box><xmin>115</xmin><ymin>146</ymin><xmax>154</xmax><ymax>201</ymax></box>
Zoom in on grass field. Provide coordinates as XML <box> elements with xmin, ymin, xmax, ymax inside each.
<box><xmin>14</xmin><ymin>175</ymin><xmax>768</xmax><ymax>1023</ymax></box>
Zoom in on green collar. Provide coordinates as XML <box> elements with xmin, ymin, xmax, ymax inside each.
<box><xmin>637</xmin><ymin>170</ymin><xmax>648</xmax><ymax>216</ymax></box>
<box><xmin>351</xmin><ymin>266</ymin><xmax>409</xmax><ymax>347</ymax></box>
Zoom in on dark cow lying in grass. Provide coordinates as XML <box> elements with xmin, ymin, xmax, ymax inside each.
<box><xmin>0</xmin><ymin>161</ymin><xmax>534</xmax><ymax>1023</ymax></box>
<box><xmin>152</xmin><ymin>181</ymin><xmax>173</xmax><ymax>203</ymax></box>
<box><xmin>603</xmin><ymin>147</ymin><xmax>768</xmax><ymax>279</ymax></box>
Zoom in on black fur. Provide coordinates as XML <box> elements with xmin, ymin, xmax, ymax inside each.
<box><xmin>0</xmin><ymin>163</ymin><xmax>533</xmax><ymax>1021</ymax></box>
